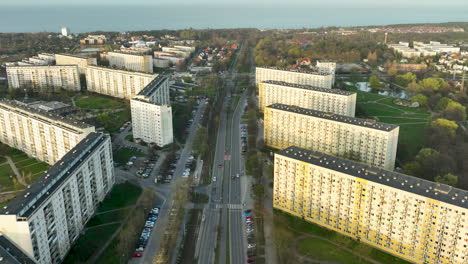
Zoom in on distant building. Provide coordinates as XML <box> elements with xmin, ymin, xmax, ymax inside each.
<box><xmin>107</xmin><ymin>51</ymin><xmax>153</xmax><ymax>73</ymax></box>
<box><xmin>61</xmin><ymin>27</ymin><xmax>69</xmax><ymax>37</ymax></box>
<box><xmin>153</xmin><ymin>58</ymin><xmax>171</xmax><ymax>68</ymax></box>
<box><xmin>0</xmin><ymin>99</ymin><xmax>95</xmax><ymax>165</ymax></box>
<box><xmin>55</xmin><ymin>54</ymin><xmax>97</xmax><ymax>74</ymax></box>
<box><xmin>26</xmin><ymin>101</ymin><xmax>73</xmax><ymax>115</ymax></box>
<box><xmin>387</xmin><ymin>42</ymin><xmax>421</xmax><ymax>58</ymax></box>
<box><xmin>79</xmin><ymin>35</ymin><xmax>106</xmax><ymax>45</ymax></box>
<box><xmin>388</xmin><ymin>64</ymin><xmax>428</xmax><ymax>72</ymax></box>
<box><xmin>6</xmin><ymin>65</ymin><xmax>81</xmax><ymax>92</ymax></box>
<box><xmin>264</xmin><ymin>104</ymin><xmax>399</xmax><ymax>170</ymax></box>
<box><xmin>131</xmin><ymin>76</ymin><xmax>173</xmax><ymax>147</ymax></box>
<box><xmin>258</xmin><ymin>81</ymin><xmax>356</xmax><ymax>116</ymax></box>
<box><xmin>316</xmin><ymin>61</ymin><xmax>337</xmax><ymax>83</ymax></box>
<box><xmin>161</xmin><ymin>47</ymin><xmax>191</xmax><ymax>58</ymax></box>
<box><xmin>414</xmin><ymin>41</ymin><xmax>460</xmax><ymax>55</ymax></box>
<box><xmin>274</xmin><ymin>146</ymin><xmax>468</xmax><ymax>264</ymax></box>
<box><xmin>0</xmin><ymin>133</ymin><xmax>114</xmax><ymax>264</ymax></box>
<box><xmin>256</xmin><ymin>66</ymin><xmax>333</xmax><ymax>89</ymax></box>
<box><xmin>85</xmin><ymin>66</ymin><xmax>157</xmax><ymax>99</ymax></box>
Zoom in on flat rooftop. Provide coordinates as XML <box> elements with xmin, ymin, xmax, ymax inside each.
<box><xmin>138</xmin><ymin>75</ymin><xmax>168</xmax><ymax>97</ymax></box>
<box><xmin>56</xmin><ymin>53</ymin><xmax>92</xmax><ymax>59</ymax></box>
<box><xmin>277</xmin><ymin>146</ymin><xmax>468</xmax><ymax>209</ymax></box>
<box><xmin>108</xmin><ymin>51</ymin><xmax>150</xmax><ymax>56</ymax></box>
<box><xmin>0</xmin><ymin>234</ymin><xmax>36</xmax><ymax>264</ymax></box>
<box><xmin>262</xmin><ymin>80</ymin><xmax>355</xmax><ymax>96</ymax></box>
<box><xmin>86</xmin><ymin>65</ymin><xmax>157</xmax><ymax>77</ymax></box>
<box><xmin>0</xmin><ymin>99</ymin><xmax>92</xmax><ymax>130</ymax></box>
<box><xmin>266</xmin><ymin>104</ymin><xmax>398</xmax><ymax>132</ymax></box>
<box><xmin>27</xmin><ymin>101</ymin><xmax>71</xmax><ymax>112</ymax></box>
<box><xmin>256</xmin><ymin>66</ymin><xmax>331</xmax><ymax>76</ymax></box>
<box><xmin>0</xmin><ymin>133</ymin><xmax>108</xmax><ymax>218</ymax></box>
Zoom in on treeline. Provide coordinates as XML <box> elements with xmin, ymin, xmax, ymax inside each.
<box><xmin>0</xmin><ymin>32</ymin><xmax>77</xmax><ymax>58</ymax></box>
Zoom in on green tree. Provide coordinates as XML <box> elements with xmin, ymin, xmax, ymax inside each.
<box><xmin>435</xmin><ymin>97</ymin><xmax>453</xmax><ymax>112</ymax></box>
<box><xmin>411</xmin><ymin>94</ymin><xmax>428</xmax><ymax>107</ymax></box>
<box><xmin>444</xmin><ymin>101</ymin><xmax>466</xmax><ymax>121</ymax></box>
<box><xmin>430</xmin><ymin>118</ymin><xmax>459</xmax><ymax>137</ymax></box>
<box><xmin>435</xmin><ymin>173</ymin><xmax>458</xmax><ymax>186</ymax></box>
<box><xmin>395</xmin><ymin>72</ymin><xmax>417</xmax><ymax>87</ymax></box>
<box><xmin>369</xmin><ymin>75</ymin><xmax>381</xmax><ymax>89</ymax></box>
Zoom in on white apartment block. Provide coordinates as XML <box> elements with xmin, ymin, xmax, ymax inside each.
<box><xmin>0</xmin><ymin>133</ymin><xmax>114</xmax><ymax>264</ymax></box>
<box><xmin>258</xmin><ymin>81</ymin><xmax>356</xmax><ymax>116</ymax></box>
<box><xmin>55</xmin><ymin>54</ymin><xmax>97</xmax><ymax>74</ymax></box>
<box><xmin>387</xmin><ymin>42</ymin><xmax>421</xmax><ymax>58</ymax></box>
<box><xmin>85</xmin><ymin>66</ymin><xmax>157</xmax><ymax>99</ymax></box>
<box><xmin>130</xmin><ymin>76</ymin><xmax>172</xmax><ymax>146</ymax></box>
<box><xmin>161</xmin><ymin>47</ymin><xmax>191</xmax><ymax>58</ymax></box>
<box><xmin>264</xmin><ymin>104</ymin><xmax>399</xmax><ymax>170</ymax></box>
<box><xmin>174</xmin><ymin>45</ymin><xmax>196</xmax><ymax>52</ymax></box>
<box><xmin>6</xmin><ymin>65</ymin><xmax>81</xmax><ymax>92</ymax></box>
<box><xmin>274</xmin><ymin>146</ymin><xmax>468</xmax><ymax>264</ymax></box>
<box><xmin>107</xmin><ymin>51</ymin><xmax>153</xmax><ymax>73</ymax></box>
<box><xmin>414</xmin><ymin>41</ymin><xmax>460</xmax><ymax>55</ymax></box>
<box><xmin>256</xmin><ymin>66</ymin><xmax>333</xmax><ymax>89</ymax></box>
<box><xmin>0</xmin><ymin>99</ymin><xmax>95</xmax><ymax>165</ymax></box>
<box><xmin>316</xmin><ymin>61</ymin><xmax>336</xmax><ymax>83</ymax></box>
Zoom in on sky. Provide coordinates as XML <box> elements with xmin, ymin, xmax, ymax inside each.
<box><xmin>2</xmin><ymin>0</ymin><xmax>468</xmax><ymax>7</ymax></box>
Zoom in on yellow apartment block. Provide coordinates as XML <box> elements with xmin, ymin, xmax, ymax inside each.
<box><xmin>264</xmin><ymin>104</ymin><xmax>399</xmax><ymax>170</ymax></box>
<box><xmin>258</xmin><ymin>80</ymin><xmax>356</xmax><ymax>116</ymax></box>
<box><xmin>255</xmin><ymin>66</ymin><xmax>333</xmax><ymax>89</ymax></box>
<box><xmin>274</xmin><ymin>146</ymin><xmax>468</xmax><ymax>264</ymax></box>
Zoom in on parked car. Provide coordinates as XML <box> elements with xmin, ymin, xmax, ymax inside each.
<box><xmin>133</xmin><ymin>253</ymin><xmax>142</xmax><ymax>258</ymax></box>
<box><xmin>218</xmin><ymin>164</ymin><xmax>223</xmax><ymax>168</ymax></box>
<box><xmin>248</xmin><ymin>243</ymin><xmax>256</xmax><ymax>249</ymax></box>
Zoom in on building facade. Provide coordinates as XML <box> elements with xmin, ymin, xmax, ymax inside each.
<box><xmin>6</xmin><ymin>65</ymin><xmax>81</xmax><ymax>92</ymax></box>
<box><xmin>130</xmin><ymin>76</ymin><xmax>173</xmax><ymax>146</ymax></box>
<box><xmin>274</xmin><ymin>146</ymin><xmax>468</xmax><ymax>264</ymax></box>
<box><xmin>85</xmin><ymin>66</ymin><xmax>157</xmax><ymax>99</ymax></box>
<box><xmin>55</xmin><ymin>54</ymin><xmax>97</xmax><ymax>74</ymax></box>
<box><xmin>264</xmin><ymin>104</ymin><xmax>399</xmax><ymax>170</ymax></box>
<box><xmin>107</xmin><ymin>51</ymin><xmax>153</xmax><ymax>73</ymax></box>
<box><xmin>256</xmin><ymin>66</ymin><xmax>333</xmax><ymax>89</ymax></box>
<box><xmin>0</xmin><ymin>133</ymin><xmax>114</xmax><ymax>264</ymax></box>
<box><xmin>0</xmin><ymin>99</ymin><xmax>95</xmax><ymax>165</ymax></box>
<box><xmin>258</xmin><ymin>81</ymin><xmax>356</xmax><ymax>116</ymax></box>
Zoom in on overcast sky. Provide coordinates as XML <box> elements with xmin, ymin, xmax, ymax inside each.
<box><xmin>3</xmin><ymin>0</ymin><xmax>468</xmax><ymax>7</ymax></box>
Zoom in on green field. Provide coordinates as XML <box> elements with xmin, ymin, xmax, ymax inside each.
<box><xmin>75</xmin><ymin>94</ymin><xmax>127</xmax><ymax>110</ymax></box>
<box><xmin>113</xmin><ymin>147</ymin><xmax>145</xmax><ymax>164</ymax></box>
<box><xmin>356</xmin><ymin>91</ymin><xmax>430</xmax><ymax>161</ymax></box>
<box><xmin>275</xmin><ymin>211</ymin><xmax>411</xmax><ymax>264</ymax></box>
<box><xmin>0</xmin><ymin>164</ymin><xmax>19</xmax><ymax>192</ymax></box>
<box><xmin>64</xmin><ymin>182</ymin><xmax>142</xmax><ymax>263</ymax></box>
<box><xmin>298</xmin><ymin>238</ymin><xmax>373</xmax><ymax>264</ymax></box>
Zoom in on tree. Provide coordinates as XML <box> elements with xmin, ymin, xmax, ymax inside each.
<box><xmin>435</xmin><ymin>97</ymin><xmax>453</xmax><ymax>112</ymax></box>
<box><xmin>435</xmin><ymin>173</ymin><xmax>458</xmax><ymax>186</ymax></box>
<box><xmin>395</xmin><ymin>72</ymin><xmax>417</xmax><ymax>87</ymax></box>
<box><xmin>411</xmin><ymin>94</ymin><xmax>428</xmax><ymax>107</ymax></box>
<box><xmin>443</xmin><ymin>101</ymin><xmax>466</xmax><ymax>121</ymax></box>
<box><xmin>430</xmin><ymin>118</ymin><xmax>459</xmax><ymax>137</ymax></box>
<box><xmin>367</xmin><ymin>51</ymin><xmax>377</xmax><ymax>64</ymax></box>
<box><xmin>369</xmin><ymin>75</ymin><xmax>382</xmax><ymax>89</ymax></box>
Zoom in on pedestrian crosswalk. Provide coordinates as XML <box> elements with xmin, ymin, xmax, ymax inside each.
<box><xmin>214</xmin><ymin>203</ymin><xmax>243</xmax><ymax>209</ymax></box>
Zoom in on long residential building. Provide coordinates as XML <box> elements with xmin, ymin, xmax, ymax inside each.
<box><xmin>256</xmin><ymin>66</ymin><xmax>333</xmax><ymax>89</ymax></box>
<box><xmin>107</xmin><ymin>51</ymin><xmax>153</xmax><ymax>73</ymax></box>
<box><xmin>131</xmin><ymin>76</ymin><xmax>173</xmax><ymax>146</ymax></box>
<box><xmin>274</xmin><ymin>146</ymin><xmax>468</xmax><ymax>264</ymax></box>
<box><xmin>0</xmin><ymin>133</ymin><xmax>114</xmax><ymax>264</ymax></box>
<box><xmin>6</xmin><ymin>65</ymin><xmax>81</xmax><ymax>92</ymax></box>
<box><xmin>55</xmin><ymin>54</ymin><xmax>97</xmax><ymax>74</ymax></box>
<box><xmin>85</xmin><ymin>66</ymin><xmax>157</xmax><ymax>99</ymax></box>
<box><xmin>264</xmin><ymin>104</ymin><xmax>399</xmax><ymax>170</ymax></box>
<box><xmin>0</xmin><ymin>99</ymin><xmax>95</xmax><ymax>165</ymax></box>
<box><xmin>0</xmin><ymin>233</ymin><xmax>37</xmax><ymax>264</ymax></box>
<box><xmin>258</xmin><ymin>81</ymin><xmax>356</xmax><ymax>116</ymax></box>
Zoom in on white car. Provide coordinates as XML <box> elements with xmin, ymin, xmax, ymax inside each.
<box><xmin>248</xmin><ymin>243</ymin><xmax>256</xmax><ymax>249</ymax></box>
<box><xmin>213</xmin><ymin>176</ymin><xmax>217</xmax><ymax>182</ymax></box>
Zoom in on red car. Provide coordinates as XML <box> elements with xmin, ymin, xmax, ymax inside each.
<box><xmin>133</xmin><ymin>253</ymin><xmax>142</xmax><ymax>258</ymax></box>
<box><xmin>247</xmin><ymin>258</ymin><xmax>256</xmax><ymax>263</ymax></box>
<box><xmin>218</xmin><ymin>164</ymin><xmax>223</xmax><ymax>168</ymax></box>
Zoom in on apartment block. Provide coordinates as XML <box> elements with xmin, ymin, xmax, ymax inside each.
<box><xmin>107</xmin><ymin>51</ymin><xmax>153</xmax><ymax>73</ymax></box>
<box><xmin>258</xmin><ymin>81</ymin><xmax>356</xmax><ymax>116</ymax></box>
<box><xmin>274</xmin><ymin>146</ymin><xmax>468</xmax><ymax>264</ymax></box>
<box><xmin>0</xmin><ymin>133</ymin><xmax>114</xmax><ymax>264</ymax></box>
<box><xmin>316</xmin><ymin>61</ymin><xmax>336</xmax><ymax>83</ymax></box>
<box><xmin>131</xmin><ymin>76</ymin><xmax>173</xmax><ymax>146</ymax></box>
<box><xmin>85</xmin><ymin>66</ymin><xmax>157</xmax><ymax>99</ymax></box>
<box><xmin>264</xmin><ymin>104</ymin><xmax>399</xmax><ymax>170</ymax></box>
<box><xmin>414</xmin><ymin>41</ymin><xmax>460</xmax><ymax>55</ymax></box>
<box><xmin>0</xmin><ymin>99</ymin><xmax>95</xmax><ymax>165</ymax></box>
<box><xmin>6</xmin><ymin>65</ymin><xmax>81</xmax><ymax>92</ymax></box>
<box><xmin>0</xmin><ymin>234</ymin><xmax>37</xmax><ymax>263</ymax></box>
<box><xmin>387</xmin><ymin>42</ymin><xmax>421</xmax><ymax>58</ymax></box>
<box><xmin>55</xmin><ymin>54</ymin><xmax>97</xmax><ymax>74</ymax></box>
<box><xmin>256</xmin><ymin>66</ymin><xmax>333</xmax><ymax>89</ymax></box>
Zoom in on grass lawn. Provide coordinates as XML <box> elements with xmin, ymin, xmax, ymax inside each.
<box><xmin>62</xmin><ymin>223</ymin><xmax>120</xmax><ymax>263</ymax></box>
<box><xmin>276</xmin><ymin>211</ymin><xmax>411</xmax><ymax>264</ymax></box>
<box><xmin>125</xmin><ymin>134</ymin><xmax>134</xmax><ymax>142</ymax></box>
<box><xmin>298</xmin><ymin>237</ymin><xmax>373</xmax><ymax>264</ymax></box>
<box><xmin>98</xmin><ymin>110</ymin><xmax>131</xmax><ymax>134</ymax></box>
<box><xmin>113</xmin><ymin>147</ymin><xmax>145</xmax><ymax>164</ymax></box>
<box><xmin>0</xmin><ymin>164</ymin><xmax>20</xmax><ymax>192</ymax></box>
<box><xmin>86</xmin><ymin>208</ymin><xmax>131</xmax><ymax>227</ymax></box>
<box><xmin>97</xmin><ymin>182</ymin><xmax>142</xmax><ymax>212</ymax></box>
<box><xmin>356</xmin><ymin>91</ymin><xmax>430</xmax><ymax>161</ymax></box>
<box><xmin>75</xmin><ymin>94</ymin><xmax>127</xmax><ymax>110</ymax></box>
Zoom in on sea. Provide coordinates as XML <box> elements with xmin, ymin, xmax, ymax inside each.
<box><xmin>0</xmin><ymin>5</ymin><xmax>468</xmax><ymax>33</ymax></box>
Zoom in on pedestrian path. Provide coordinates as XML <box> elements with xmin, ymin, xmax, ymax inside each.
<box><xmin>214</xmin><ymin>203</ymin><xmax>243</xmax><ymax>209</ymax></box>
